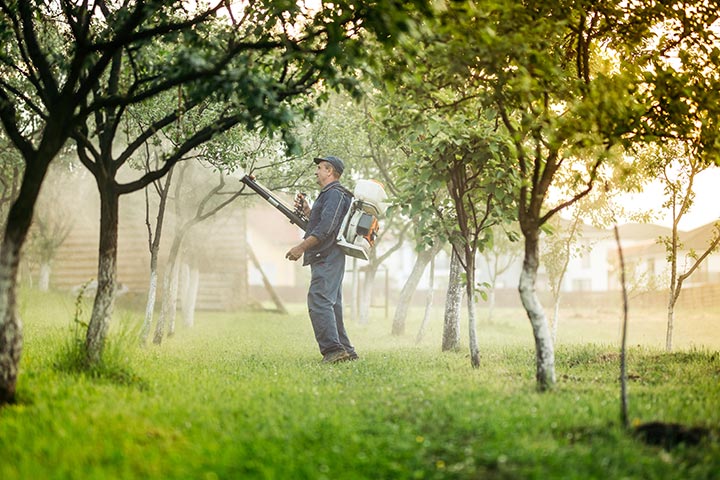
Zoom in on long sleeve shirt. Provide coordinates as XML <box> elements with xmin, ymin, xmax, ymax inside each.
<box><xmin>303</xmin><ymin>180</ymin><xmax>351</xmax><ymax>265</ymax></box>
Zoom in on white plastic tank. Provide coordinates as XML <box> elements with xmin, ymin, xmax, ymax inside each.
<box><xmin>353</xmin><ymin>179</ymin><xmax>388</xmax><ymax>216</ymax></box>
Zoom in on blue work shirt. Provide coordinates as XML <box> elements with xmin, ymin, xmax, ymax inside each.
<box><xmin>303</xmin><ymin>180</ymin><xmax>351</xmax><ymax>265</ymax></box>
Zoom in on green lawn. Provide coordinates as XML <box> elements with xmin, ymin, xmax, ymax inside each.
<box><xmin>1</xmin><ymin>289</ymin><xmax>718</xmax><ymax>479</ymax></box>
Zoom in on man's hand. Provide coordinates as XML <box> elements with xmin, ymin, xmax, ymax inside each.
<box><xmin>294</xmin><ymin>193</ymin><xmax>311</xmax><ymax>217</ymax></box>
<box><xmin>285</xmin><ymin>245</ymin><xmax>304</xmax><ymax>262</ymax></box>
<box><xmin>285</xmin><ymin>235</ymin><xmax>320</xmax><ymax>262</ymax></box>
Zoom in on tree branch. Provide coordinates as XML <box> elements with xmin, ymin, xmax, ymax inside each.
<box><xmin>0</xmin><ymin>88</ymin><xmax>35</xmax><ymax>160</ymax></box>
<box><xmin>116</xmin><ymin>113</ymin><xmax>244</xmax><ymax>194</ymax></box>
<box><xmin>17</xmin><ymin>1</ymin><xmax>59</xmax><ymax>103</ymax></box>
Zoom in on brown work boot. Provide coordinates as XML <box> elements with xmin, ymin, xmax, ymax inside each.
<box><xmin>322</xmin><ymin>350</ymin><xmax>351</xmax><ymax>364</ymax></box>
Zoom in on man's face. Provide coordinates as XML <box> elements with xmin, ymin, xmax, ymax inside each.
<box><xmin>315</xmin><ymin>161</ymin><xmax>334</xmax><ymax>187</ymax></box>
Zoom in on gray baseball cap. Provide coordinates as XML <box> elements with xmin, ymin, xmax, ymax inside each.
<box><xmin>313</xmin><ymin>155</ymin><xmax>344</xmax><ymax>175</ymax></box>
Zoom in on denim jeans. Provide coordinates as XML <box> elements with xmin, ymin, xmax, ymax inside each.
<box><xmin>307</xmin><ymin>246</ymin><xmax>355</xmax><ymax>356</ymax></box>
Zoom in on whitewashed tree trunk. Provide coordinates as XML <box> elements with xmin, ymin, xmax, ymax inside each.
<box><xmin>167</xmin><ymin>256</ymin><xmax>181</xmax><ymax>337</ymax></box>
<box><xmin>141</xmin><ymin>268</ymin><xmax>158</xmax><ymax>343</ymax></box>
<box><xmin>392</xmin><ymin>242</ymin><xmax>441</xmax><ymax>336</ymax></box>
<box><xmin>140</xmin><ymin>245</ymin><xmax>160</xmax><ymax>345</ymax></box>
<box><xmin>551</xmin><ymin>296</ymin><xmax>560</xmax><ymax>345</ymax></box>
<box><xmin>183</xmin><ymin>267</ymin><xmax>200</xmax><ymax>327</ymax></box>
<box><xmin>0</xmin><ymin>236</ymin><xmax>24</xmax><ymax>404</ymax></box>
<box><xmin>179</xmin><ymin>263</ymin><xmax>190</xmax><ymax>323</ymax></box>
<box><xmin>141</xmin><ymin>167</ymin><xmax>173</xmax><ymax>345</ymax></box>
<box><xmin>86</xmin><ymin>189</ymin><xmax>119</xmax><ymax>365</ymax></box>
<box><xmin>666</xmin><ymin>295</ymin><xmax>676</xmax><ymax>352</ymax></box>
<box><xmin>154</xmin><ymin>258</ymin><xmax>177</xmax><ymax>344</ymax></box>
<box><xmin>465</xmin><ymin>252</ymin><xmax>480</xmax><ymax>368</ymax></box>
<box><xmin>415</xmin><ymin>256</ymin><xmax>435</xmax><ymax>344</ymax></box>
<box><xmin>359</xmin><ymin>267</ymin><xmax>378</xmax><ymax>325</ymax></box>
<box><xmin>350</xmin><ymin>258</ymin><xmax>359</xmax><ymax>323</ymax></box>
<box><xmin>0</xmin><ymin>129</ymin><xmax>55</xmax><ymax>404</ymax></box>
<box><xmin>467</xmin><ymin>283</ymin><xmax>479</xmax><ymax>367</ymax></box>
<box><xmin>86</xmin><ymin>252</ymin><xmax>116</xmax><ymax>364</ymax></box>
<box><xmin>38</xmin><ymin>263</ymin><xmax>51</xmax><ymax>291</ymax></box>
<box><xmin>442</xmin><ymin>249</ymin><xmax>463</xmax><ymax>352</ymax></box>
<box><xmin>519</xmin><ymin>230</ymin><xmax>556</xmax><ymax>391</ymax></box>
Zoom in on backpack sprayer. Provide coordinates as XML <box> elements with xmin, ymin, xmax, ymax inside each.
<box><xmin>240</xmin><ymin>174</ymin><xmax>387</xmax><ymax>261</ymax></box>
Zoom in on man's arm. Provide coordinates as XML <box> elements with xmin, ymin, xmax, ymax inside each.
<box><xmin>305</xmin><ymin>189</ymin><xmax>346</xmax><ymax>243</ymax></box>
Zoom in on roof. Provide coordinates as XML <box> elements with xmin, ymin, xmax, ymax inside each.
<box><xmin>682</xmin><ymin>221</ymin><xmax>720</xmax><ymax>250</ymax></box>
<box><xmin>620</xmin><ymin>221</ymin><xmax>720</xmax><ymax>257</ymax></box>
<box><xmin>616</xmin><ymin>223</ymin><xmax>672</xmax><ymax>241</ymax></box>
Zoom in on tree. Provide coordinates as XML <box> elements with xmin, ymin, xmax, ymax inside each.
<box><xmin>645</xmin><ymin>141</ymin><xmax>720</xmax><ymax>351</ymax></box>
<box><xmin>391</xmin><ymin>240</ymin><xmax>443</xmax><ymax>336</ymax></box>
<box><xmin>391</xmin><ymin>116</ymin><xmax>516</xmax><ymax>368</ymax></box>
<box><xmin>0</xmin><ymin>0</ymin><xmax>428</xmax><ymax>403</ymax></box>
<box><xmin>441</xmin><ymin>0</ymin><xmax>663</xmax><ymax>390</ymax></box>
<box><xmin>152</xmin><ymin>167</ymin><xmax>243</xmax><ymax>344</ymax></box>
<box><xmin>380</xmin><ymin>11</ymin><xmax>518</xmax><ymax>368</ymax></box>
<box><xmin>140</xmin><ymin>121</ymin><xmax>285</xmax><ymax>342</ymax></box>
<box><xmin>631</xmin><ymin>4</ymin><xmax>720</xmax><ymax>350</ymax></box>
<box><xmin>356</xmin><ymin>215</ymin><xmax>409</xmax><ymax>325</ymax></box>
<box><xmin>140</xmin><ymin>154</ymin><xmax>174</xmax><ymax>345</ymax></box>
<box><xmin>541</xmin><ymin>215</ymin><xmax>584</xmax><ymax>345</ymax></box>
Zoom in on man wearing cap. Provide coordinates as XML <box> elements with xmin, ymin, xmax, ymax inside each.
<box><xmin>285</xmin><ymin>156</ymin><xmax>358</xmax><ymax>363</ymax></box>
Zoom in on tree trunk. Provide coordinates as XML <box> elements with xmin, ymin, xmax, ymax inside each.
<box><xmin>180</xmin><ymin>262</ymin><xmax>190</xmax><ymax>309</ymax></box>
<box><xmin>248</xmin><ymin>244</ymin><xmax>287</xmax><ymax>313</ymax></box>
<box><xmin>350</xmin><ymin>258</ymin><xmax>359</xmax><ymax>323</ymax></box>
<box><xmin>140</xmin><ymin>244</ymin><xmax>160</xmax><ymax>345</ymax></box>
<box><xmin>442</xmin><ymin>249</ymin><xmax>463</xmax><ymax>352</ymax></box>
<box><xmin>666</xmin><ymin>212</ymin><xmax>679</xmax><ymax>352</ymax></box>
<box><xmin>666</xmin><ymin>295</ymin><xmax>675</xmax><ymax>352</ymax></box>
<box><xmin>359</xmin><ymin>266</ymin><xmax>379</xmax><ymax>325</ymax></box>
<box><xmin>0</xmin><ymin>131</ymin><xmax>59</xmax><ymax>403</ymax></box>
<box><xmin>38</xmin><ymin>262</ymin><xmax>51</xmax><ymax>291</ymax></box>
<box><xmin>166</xmin><ymin>257</ymin><xmax>180</xmax><ymax>338</ymax></box>
<box><xmin>183</xmin><ymin>266</ymin><xmax>200</xmax><ymax>327</ymax></box>
<box><xmin>392</xmin><ymin>242</ymin><xmax>440</xmax><ymax>336</ymax></box>
<box><xmin>0</xmin><ymin>233</ymin><xmax>26</xmax><ymax>404</ymax></box>
<box><xmin>141</xmin><ymin>168</ymin><xmax>173</xmax><ymax>345</ymax></box>
<box><xmin>415</xmin><ymin>256</ymin><xmax>435</xmax><ymax>344</ymax></box>
<box><xmin>466</xmin><ymin>256</ymin><xmax>480</xmax><ymax>368</ymax></box>
<box><xmin>518</xmin><ymin>229</ymin><xmax>556</xmax><ymax>391</ymax></box>
<box><xmin>85</xmin><ymin>188</ymin><xmax>119</xmax><ymax>365</ymax></box>
<box><xmin>154</xmin><ymin>226</ymin><xmax>186</xmax><ymax>345</ymax></box>
<box><xmin>155</xmin><ymin>255</ymin><xmax>180</xmax><ymax>344</ymax></box>
<box><xmin>551</xmin><ymin>294</ymin><xmax>560</xmax><ymax>346</ymax></box>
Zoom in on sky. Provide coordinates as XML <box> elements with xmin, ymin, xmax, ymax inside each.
<box><xmin>618</xmin><ymin>168</ymin><xmax>720</xmax><ymax>231</ymax></box>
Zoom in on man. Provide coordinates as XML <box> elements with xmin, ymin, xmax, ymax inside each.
<box><xmin>285</xmin><ymin>156</ymin><xmax>358</xmax><ymax>363</ymax></box>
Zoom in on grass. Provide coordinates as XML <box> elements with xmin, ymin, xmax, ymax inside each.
<box><xmin>1</xmin><ymin>289</ymin><xmax>719</xmax><ymax>479</ymax></box>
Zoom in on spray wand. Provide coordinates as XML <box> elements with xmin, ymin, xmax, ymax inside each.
<box><xmin>240</xmin><ymin>175</ymin><xmax>309</xmax><ymax>230</ymax></box>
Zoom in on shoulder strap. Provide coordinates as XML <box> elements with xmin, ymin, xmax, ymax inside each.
<box><xmin>330</xmin><ymin>183</ymin><xmax>354</xmax><ymax>198</ymax></box>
